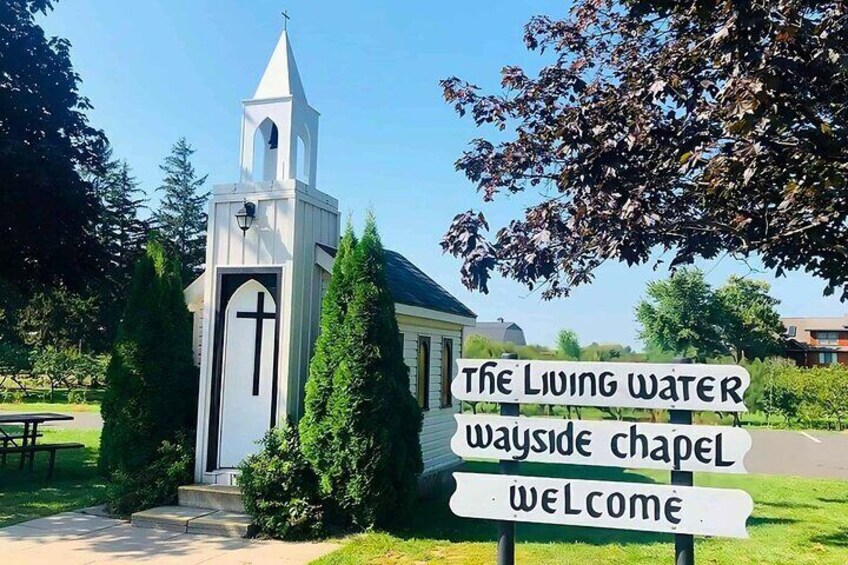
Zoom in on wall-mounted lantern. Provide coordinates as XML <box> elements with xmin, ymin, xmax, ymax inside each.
<box><xmin>235</xmin><ymin>200</ymin><xmax>256</xmax><ymax>236</ymax></box>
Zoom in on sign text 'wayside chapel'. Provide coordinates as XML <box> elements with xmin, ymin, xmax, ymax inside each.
<box><xmin>448</xmin><ymin>359</ymin><xmax>755</xmax><ymax>545</ymax></box>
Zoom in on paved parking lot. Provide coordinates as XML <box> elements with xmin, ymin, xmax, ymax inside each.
<box><xmin>746</xmin><ymin>429</ymin><xmax>848</xmax><ymax>480</ymax></box>
<box><xmin>0</xmin><ymin>410</ymin><xmax>102</xmax><ymax>430</ymax></box>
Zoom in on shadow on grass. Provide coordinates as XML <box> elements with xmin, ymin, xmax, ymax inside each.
<box><xmin>748</xmin><ymin>516</ymin><xmax>798</xmax><ymax>527</ymax></box>
<box><xmin>391</xmin><ymin>462</ymin><xmax>673</xmax><ymax>546</ymax></box>
<box><xmin>757</xmin><ymin>500</ymin><xmax>820</xmax><ymax>510</ymax></box>
<box><xmin>811</xmin><ymin>529</ymin><xmax>848</xmax><ymax>547</ymax></box>
<box><xmin>818</xmin><ymin>497</ymin><xmax>848</xmax><ymax>504</ymax></box>
<box><xmin>0</xmin><ymin>438</ymin><xmax>105</xmax><ymax>527</ymax></box>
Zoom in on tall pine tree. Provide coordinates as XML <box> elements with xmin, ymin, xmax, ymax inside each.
<box><xmin>309</xmin><ymin>215</ymin><xmax>423</xmax><ymax>528</ymax></box>
<box><xmin>87</xmin><ymin>146</ymin><xmax>147</xmax><ymax>342</ymax></box>
<box><xmin>300</xmin><ymin>222</ymin><xmax>357</xmax><ymax>491</ymax></box>
<box><xmin>99</xmin><ymin>240</ymin><xmax>198</xmax><ymax>475</ymax></box>
<box><xmin>153</xmin><ymin>138</ymin><xmax>209</xmax><ymax>282</ymax></box>
<box><xmin>93</xmin><ymin>150</ymin><xmax>147</xmax><ymax>286</ymax></box>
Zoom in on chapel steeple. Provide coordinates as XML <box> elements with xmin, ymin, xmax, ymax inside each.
<box><xmin>239</xmin><ymin>28</ymin><xmax>318</xmax><ymax>188</ymax></box>
<box><xmin>253</xmin><ymin>30</ymin><xmax>307</xmax><ymax>103</ymax></box>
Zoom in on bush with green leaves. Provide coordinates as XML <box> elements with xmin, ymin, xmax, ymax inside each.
<box><xmin>99</xmin><ymin>241</ymin><xmax>198</xmax><ymax>478</ymax></box>
<box><xmin>759</xmin><ymin>360</ymin><xmax>848</xmax><ymax>430</ymax></box>
<box><xmin>106</xmin><ymin>435</ymin><xmax>194</xmax><ymax>516</ymax></box>
<box><xmin>239</xmin><ymin>424</ymin><xmax>325</xmax><ymax>540</ymax></box>
<box><xmin>0</xmin><ymin>389</ymin><xmax>25</xmax><ymax>404</ymax></box>
<box><xmin>762</xmin><ymin>361</ymin><xmax>805</xmax><ymax>425</ymax></box>
<box><xmin>67</xmin><ymin>389</ymin><xmax>87</xmax><ymax>405</ymax></box>
<box><xmin>300</xmin><ymin>224</ymin><xmax>357</xmax><ymax>489</ymax></box>
<box><xmin>0</xmin><ymin>341</ymin><xmax>31</xmax><ymax>375</ymax></box>
<box><xmin>29</xmin><ymin>347</ymin><xmax>108</xmax><ymax>399</ymax></box>
<box><xmin>745</xmin><ymin>357</ymin><xmax>794</xmax><ymax>415</ymax></box>
<box><xmin>802</xmin><ymin>366</ymin><xmax>848</xmax><ymax>431</ymax></box>
<box><xmin>300</xmin><ymin>215</ymin><xmax>422</xmax><ymax>529</ymax></box>
<box><xmin>17</xmin><ymin>286</ymin><xmax>103</xmax><ymax>351</ymax></box>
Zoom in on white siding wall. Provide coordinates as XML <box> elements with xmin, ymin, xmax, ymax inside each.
<box><xmin>195</xmin><ymin>182</ymin><xmax>338</xmax><ymax>483</ymax></box>
<box><xmin>287</xmin><ymin>197</ymin><xmax>339</xmax><ymax>420</ymax></box>
<box><xmin>192</xmin><ymin>310</ymin><xmax>203</xmax><ymax>367</ymax></box>
<box><xmin>398</xmin><ymin>315</ymin><xmax>463</xmax><ymax>475</ymax></box>
<box><xmin>210</xmin><ymin>194</ymin><xmax>294</xmax><ymax>267</ymax></box>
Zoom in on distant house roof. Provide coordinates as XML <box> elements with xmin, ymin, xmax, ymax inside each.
<box><xmin>782</xmin><ymin>317</ymin><xmax>848</xmax><ymax>351</ymax></box>
<box><xmin>470</xmin><ymin>319</ymin><xmax>527</xmax><ymax>346</ymax></box>
<box><xmin>316</xmin><ymin>243</ymin><xmax>476</xmax><ymax>319</ymax></box>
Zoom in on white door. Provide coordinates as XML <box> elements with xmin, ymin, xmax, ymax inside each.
<box><xmin>218</xmin><ymin>279</ymin><xmax>277</xmax><ymax>468</ymax></box>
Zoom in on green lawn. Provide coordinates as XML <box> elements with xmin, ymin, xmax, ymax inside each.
<box><xmin>1</xmin><ymin>424</ymin><xmax>846</xmax><ymax>565</ymax></box>
<box><xmin>0</xmin><ymin>402</ymin><xmax>100</xmax><ymax>413</ymax></box>
<box><xmin>318</xmin><ymin>462</ymin><xmax>848</xmax><ymax>565</ymax></box>
<box><xmin>0</xmin><ymin>388</ymin><xmax>102</xmax><ymax>413</ymax></box>
<box><xmin>0</xmin><ymin>428</ymin><xmax>106</xmax><ymax>527</ymax></box>
<box><xmin>467</xmin><ymin>402</ymin><xmax>837</xmax><ymax>432</ymax></box>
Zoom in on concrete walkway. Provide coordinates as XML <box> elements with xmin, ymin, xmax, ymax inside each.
<box><xmin>0</xmin><ymin>511</ymin><xmax>339</xmax><ymax>564</ymax></box>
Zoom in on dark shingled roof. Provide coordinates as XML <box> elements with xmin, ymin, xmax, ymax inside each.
<box><xmin>317</xmin><ymin>243</ymin><xmax>476</xmax><ymax>319</ymax></box>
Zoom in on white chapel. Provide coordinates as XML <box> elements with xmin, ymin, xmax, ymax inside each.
<box><xmin>184</xmin><ymin>29</ymin><xmax>476</xmax><ymax>486</ymax></box>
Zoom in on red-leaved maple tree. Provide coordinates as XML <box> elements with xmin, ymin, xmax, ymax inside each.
<box><xmin>441</xmin><ymin>1</ymin><xmax>848</xmax><ymax>299</ymax></box>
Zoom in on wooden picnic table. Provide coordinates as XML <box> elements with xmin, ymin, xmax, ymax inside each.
<box><xmin>0</xmin><ymin>412</ymin><xmax>81</xmax><ymax>478</ymax></box>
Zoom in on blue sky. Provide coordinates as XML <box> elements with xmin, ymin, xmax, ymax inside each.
<box><xmin>42</xmin><ymin>0</ymin><xmax>846</xmax><ymax>349</ymax></box>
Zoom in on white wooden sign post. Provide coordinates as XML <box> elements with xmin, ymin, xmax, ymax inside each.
<box><xmin>449</xmin><ymin>357</ymin><xmax>754</xmax><ymax>565</ymax></box>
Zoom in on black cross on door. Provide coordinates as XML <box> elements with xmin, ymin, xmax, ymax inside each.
<box><xmin>236</xmin><ymin>291</ymin><xmax>275</xmax><ymax>396</ymax></box>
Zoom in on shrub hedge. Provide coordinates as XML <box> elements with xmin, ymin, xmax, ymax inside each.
<box><xmin>300</xmin><ymin>216</ymin><xmax>422</xmax><ymax>530</ymax></box>
<box><xmin>239</xmin><ymin>424</ymin><xmax>325</xmax><ymax>540</ymax></box>
<box><xmin>99</xmin><ymin>241</ymin><xmax>198</xmax><ymax>514</ymax></box>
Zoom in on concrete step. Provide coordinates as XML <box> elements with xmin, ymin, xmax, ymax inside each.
<box><xmin>131</xmin><ymin>506</ymin><xmax>253</xmax><ymax>538</ymax></box>
<box><xmin>131</xmin><ymin>505</ymin><xmax>215</xmax><ymax>533</ymax></box>
<box><xmin>178</xmin><ymin>484</ymin><xmax>245</xmax><ymax>513</ymax></box>
<box><xmin>187</xmin><ymin>510</ymin><xmax>253</xmax><ymax>538</ymax></box>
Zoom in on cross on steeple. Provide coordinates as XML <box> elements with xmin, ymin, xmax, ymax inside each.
<box><xmin>282</xmin><ymin>10</ymin><xmax>290</xmax><ymax>31</ymax></box>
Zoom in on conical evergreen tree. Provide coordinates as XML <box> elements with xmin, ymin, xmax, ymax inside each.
<box><xmin>95</xmin><ymin>158</ymin><xmax>147</xmax><ymax>285</ymax></box>
<box><xmin>152</xmin><ymin>137</ymin><xmax>209</xmax><ymax>282</ymax></box>
<box><xmin>300</xmin><ymin>222</ymin><xmax>357</xmax><ymax>488</ymax></box>
<box><xmin>324</xmin><ymin>214</ymin><xmax>423</xmax><ymax>527</ymax></box>
<box><xmin>99</xmin><ymin>240</ymin><xmax>198</xmax><ymax>475</ymax></box>
<box><xmin>91</xmin><ymin>149</ymin><xmax>148</xmax><ymax>338</ymax></box>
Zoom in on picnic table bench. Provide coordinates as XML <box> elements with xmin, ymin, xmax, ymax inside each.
<box><xmin>0</xmin><ymin>412</ymin><xmax>83</xmax><ymax>479</ymax></box>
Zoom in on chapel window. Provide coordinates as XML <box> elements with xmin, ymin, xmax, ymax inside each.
<box><xmin>441</xmin><ymin>338</ymin><xmax>453</xmax><ymax>408</ymax></box>
<box><xmin>417</xmin><ymin>336</ymin><xmax>430</xmax><ymax>411</ymax></box>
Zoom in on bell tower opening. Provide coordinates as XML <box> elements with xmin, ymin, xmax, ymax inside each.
<box><xmin>238</xmin><ymin>30</ymin><xmax>319</xmax><ymax>186</ymax></box>
<box><xmin>295</xmin><ymin>134</ymin><xmax>308</xmax><ymax>184</ymax></box>
<box><xmin>252</xmin><ymin>118</ymin><xmax>279</xmax><ymax>182</ymax></box>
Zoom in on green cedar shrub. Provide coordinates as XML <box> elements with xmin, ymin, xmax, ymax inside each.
<box><xmin>239</xmin><ymin>423</ymin><xmax>325</xmax><ymax>540</ymax></box>
<box><xmin>0</xmin><ymin>341</ymin><xmax>31</xmax><ymax>375</ymax></box>
<box><xmin>67</xmin><ymin>389</ymin><xmax>87</xmax><ymax>405</ymax></box>
<box><xmin>99</xmin><ymin>240</ymin><xmax>198</xmax><ymax>477</ymax></box>
<box><xmin>106</xmin><ymin>434</ymin><xmax>194</xmax><ymax>516</ymax></box>
<box><xmin>323</xmin><ymin>214</ymin><xmax>423</xmax><ymax>528</ymax></box>
<box><xmin>300</xmin><ymin>222</ymin><xmax>357</xmax><ymax>494</ymax></box>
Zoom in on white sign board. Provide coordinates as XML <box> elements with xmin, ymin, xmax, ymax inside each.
<box><xmin>450</xmin><ymin>472</ymin><xmax>753</xmax><ymax>538</ymax></box>
<box><xmin>453</xmin><ymin>360</ymin><xmax>750</xmax><ymax>412</ymax></box>
<box><xmin>451</xmin><ymin>414</ymin><xmax>752</xmax><ymax>474</ymax></box>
